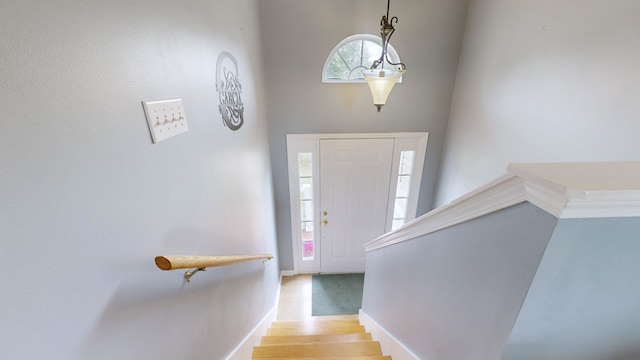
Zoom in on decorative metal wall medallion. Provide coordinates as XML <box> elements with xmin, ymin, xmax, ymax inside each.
<box><xmin>216</xmin><ymin>51</ymin><xmax>244</xmax><ymax>131</ymax></box>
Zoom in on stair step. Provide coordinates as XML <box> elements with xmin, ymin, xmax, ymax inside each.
<box><xmin>252</xmin><ymin>341</ymin><xmax>384</xmax><ymax>359</ymax></box>
<box><xmin>260</xmin><ymin>357</ymin><xmax>392</xmax><ymax>360</ymax></box>
<box><xmin>270</xmin><ymin>319</ymin><xmax>361</xmax><ymax>327</ymax></box>
<box><xmin>267</xmin><ymin>320</ymin><xmax>365</xmax><ymax>336</ymax></box>
<box><xmin>269</xmin><ymin>320</ymin><xmax>362</xmax><ymax>330</ymax></box>
<box><xmin>266</xmin><ymin>325</ymin><xmax>365</xmax><ymax>336</ymax></box>
<box><xmin>260</xmin><ymin>332</ymin><xmax>372</xmax><ymax>345</ymax></box>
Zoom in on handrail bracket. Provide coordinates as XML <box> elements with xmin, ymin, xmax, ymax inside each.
<box><xmin>184</xmin><ymin>267</ymin><xmax>206</xmax><ymax>283</ymax></box>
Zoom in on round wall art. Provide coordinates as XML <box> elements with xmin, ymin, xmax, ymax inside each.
<box><xmin>215</xmin><ymin>51</ymin><xmax>244</xmax><ymax>131</ymax></box>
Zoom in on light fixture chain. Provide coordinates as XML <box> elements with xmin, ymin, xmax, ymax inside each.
<box><xmin>362</xmin><ymin>0</ymin><xmax>407</xmax><ymax>111</ymax></box>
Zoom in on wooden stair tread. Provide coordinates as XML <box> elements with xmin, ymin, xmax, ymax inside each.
<box><xmin>258</xmin><ymin>357</ymin><xmax>392</xmax><ymax>360</ymax></box>
<box><xmin>270</xmin><ymin>319</ymin><xmax>362</xmax><ymax>328</ymax></box>
<box><xmin>260</xmin><ymin>332</ymin><xmax>372</xmax><ymax>345</ymax></box>
<box><xmin>267</xmin><ymin>319</ymin><xmax>365</xmax><ymax>336</ymax></box>
<box><xmin>252</xmin><ymin>341</ymin><xmax>383</xmax><ymax>359</ymax></box>
<box><xmin>266</xmin><ymin>326</ymin><xmax>365</xmax><ymax>336</ymax></box>
<box><xmin>253</xmin><ymin>318</ymin><xmax>392</xmax><ymax>359</ymax></box>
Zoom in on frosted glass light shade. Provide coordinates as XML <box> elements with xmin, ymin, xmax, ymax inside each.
<box><xmin>363</xmin><ymin>68</ymin><xmax>405</xmax><ymax>111</ymax></box>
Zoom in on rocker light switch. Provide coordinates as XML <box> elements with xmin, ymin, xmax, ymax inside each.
<box><xmin>142</xmin><ymin>99</ymin><xmax>189</xmax><ymax>143</ymax></box>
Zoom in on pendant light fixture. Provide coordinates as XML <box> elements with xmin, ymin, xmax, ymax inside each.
<box><xmin>363</xmin><ymin>0</ymin><xmax>406</xmax><ymax>112</ymax></box>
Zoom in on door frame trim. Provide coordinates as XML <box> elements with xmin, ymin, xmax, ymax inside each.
<box><xmin>286</xmin><ymin>132</ymin><xmax>429</xmax><ymax>274</ymax></box>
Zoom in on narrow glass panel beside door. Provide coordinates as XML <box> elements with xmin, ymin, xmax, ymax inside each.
<box><xmin>298</xmin><ymin>153</ymin><xmax>315</xmax><ymax>260</ymax></box>
<box><xmin>391</xmin><ymin>151</ymin><xmax>415</xmax><ymax>230</ymax></box>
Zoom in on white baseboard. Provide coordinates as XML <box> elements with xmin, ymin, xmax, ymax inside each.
<box><xmin>226</xmin><ymin>274</ymin><xmax>283</xmax><ymax>360</ymax></box>
<box><xmin>280</xmin><ymin>270</ymin><xmax>296</xmax><ymax>276</ymax></box>
<box><xmin>226</xmin><ymin>306</ymin><xmax>275</xmax><ymax>360</ymax></box>
<box><xmin>359</xmin><ymin>309</ymin><xmax>420</xmax><ymax>360</ymax></box>
<box><xmin>272</xmin><ymin>273</ymin><xmax>283</xmax><ymax>321</ymax></box>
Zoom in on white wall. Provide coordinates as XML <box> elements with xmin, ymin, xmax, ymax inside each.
<box><xmin>362</xmin><ymin>203</ymin><xmax>558</xmax><ymax>359</ymax></box>
<box><xmin>437</xmin><ymin>0</ymin><xmax>640</xmax><ymax>206</ymax></box>
<box><xmin>0</xmin><ymin>1</ymin><xmax>279</xmax><ymax>359</ymax></box>
<box><xmin>503</xmin><ymin>217</ymin><xmax>640</xmax><ymax>360</ymax></box>
<box><xmin>258</xmin><ymin>0</ymin><xmax>469</xmax><ymax>270</ymax></box>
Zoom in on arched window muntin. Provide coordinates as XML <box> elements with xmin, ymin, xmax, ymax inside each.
<box><xmin>322</xmin><ymin>34</ymin><xmax>403</xmax><ymax>83</ymax></box>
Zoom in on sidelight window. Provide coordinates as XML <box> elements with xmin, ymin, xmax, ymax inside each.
<box><xmin>298</xmin><ymin>153</ymin><xmax>315</xmax><ymax>260</ymax></box>
<box><xmin>391</xmin><ymin>151</ymin><xmax>415</xmax><ymax>230</ymax></box>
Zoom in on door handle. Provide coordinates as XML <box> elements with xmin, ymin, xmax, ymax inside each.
<box><xmin>322</xmin><ymin>220</ymin><xmax>328</xmax><ymax>226</ymax></box>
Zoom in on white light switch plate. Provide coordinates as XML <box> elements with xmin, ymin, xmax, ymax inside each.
<box><xmin>142</xmin><ymin>99</ymin><xmax>189</xmax><ymax>143</ymax></box>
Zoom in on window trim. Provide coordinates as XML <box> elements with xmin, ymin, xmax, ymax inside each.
<box><xmin>322</xmin><ymin>34</ymin><xmax>403</xmax><ymax>83</ymax></box>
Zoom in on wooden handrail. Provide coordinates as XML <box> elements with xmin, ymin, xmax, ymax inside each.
<box><xmin>154</xmin><ymin>254</ymin><xmax>273</xmax><ymax>271</ymax></box>
<box><xmin>155</xmin><ymin>254</ymin><xmax>274</xmax><ymax>282</ymax></box>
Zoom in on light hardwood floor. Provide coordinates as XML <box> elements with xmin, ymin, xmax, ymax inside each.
<box><xmin>276</xmin><ymin>275</ymin><xmax>359</xmax><ymax>322</ymax></box>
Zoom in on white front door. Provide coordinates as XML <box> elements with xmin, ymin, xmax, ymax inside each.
<box><xmin>319</xmin><ymin>138</ymin><xmax>395</xmax><ymax>273</ymax></box>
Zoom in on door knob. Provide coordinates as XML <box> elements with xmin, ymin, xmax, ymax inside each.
<box><xmin>322</xmin><ymin>220</ymin><xmax>328</xmax><ymax>226</ymax></box>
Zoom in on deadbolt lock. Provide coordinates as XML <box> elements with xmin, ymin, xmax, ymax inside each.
<box><xmin>323</xmin><ymin>211</ymin><xmax>328</xmax><ymax>216</ymax></box>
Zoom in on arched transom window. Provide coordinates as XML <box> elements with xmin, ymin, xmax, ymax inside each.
<box><xmin>323</xmin><ymin>34</ymin><xmax>403</xmax><ymax>83</ymax></box>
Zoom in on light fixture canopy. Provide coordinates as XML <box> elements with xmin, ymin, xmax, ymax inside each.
<box><xmin>364</xmin><ymin>0</ymin><xmax>406</xmax><ymax>112</ymax></box>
